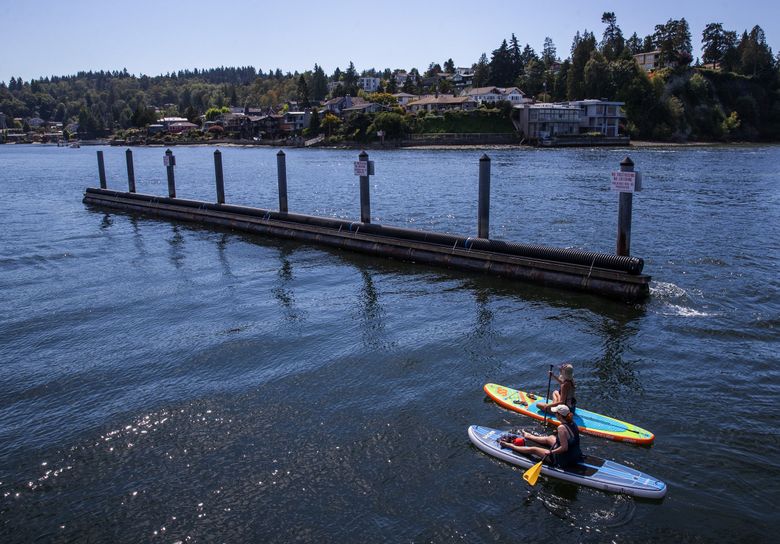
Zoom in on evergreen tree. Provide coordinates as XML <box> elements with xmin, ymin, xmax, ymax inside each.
<box><xmin>738</xmin><ymin>26</ymin><xmax>775</xmax><ymax>77</ymax></box>
<box><xmin>600</xmin><ymin>12</ymin><xmax>625</xmax><ymax>61</ymax></box>
<box><xmin>520</xmin><ymin>45</ymin><xmax>537</xmax><ymax>69</ymax></box>
<box><xmin>311</xmin><ymin>64</ymin><xmax>328</xmax><ymax>101</ymax></box>
<box><xmin>489</xmin><ymin>39</ymin><xmax>514</xmax><ymax>86</ymax></box>
<box><xmin>343</xmin><ymin>61</ymin><xmax>359</xmax><ymax>95</ymax></box>
<box><xmin>401</xmin><ymin>73</ymin><xmax>416</xmax><ymax>94</ymax></box>
<box><xmin>308</xmin><ymin>108</ymin><xmax>320</xmax><ymax>135</ymax></box>
<box><xmin>443</xmin><ymin>58</ymin><xmax>455</xmax><ymax>74</ymax></box>
<box><xmin>386</xmin><ymin>75</ymin><xmax>398</xmax><ymax>94</ymax></box>
<box><xmin>653</xmin><ymin>18</ymin><xmax>693</xmax><ymax>67</ymax></box>
<box><xmin>567</xmin><ymin>31</ymin><xmax>597</xmax><ymax>99</ymax></box>
<box><xmin>542</xmin><ymin>37</ymin><xmax>557</xmax><ymax>68</ymax></box>
<box><xmin>701</xmin><ymin>23</ymin><xmax>738</xmax><ymax>67</ymax></box>
<box><xmin>625</xmin><ymin>33</ymin><xmax>642</xmax><ymax>55</ymax></box>
<box><xmin>472</xmin><ymin>53</ymin><xmax>490</xmax><ymax>88</ymax></box>
<box><xmin>425</xmin><ymin>62</ymin><xmax>442</xmax><ymax>77</ymax></box>
<box><xmin>509</xmin><ymin>34</ymin><xmax>523</xmax><ymax>78</ymax></box>
<box><xmin>297</xmin><ymin>75</ymin><xmax>311</xmax><ymax>107</ymax></box>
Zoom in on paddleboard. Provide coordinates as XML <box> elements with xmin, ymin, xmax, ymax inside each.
<box><xmin>484</xmin><ymin>383</ymin><xmax>654</xmax><ymax>445</ymax></box>
<box><xmin>468</xmin><ymin>425</ymin><xmax>667</xmax><ymax>499</ymax></box>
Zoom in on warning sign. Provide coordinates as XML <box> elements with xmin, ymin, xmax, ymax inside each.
<box><xmin>611</xmin><ymin>171</ymin><xmax>636</xmax><ymax>192</ymax></box>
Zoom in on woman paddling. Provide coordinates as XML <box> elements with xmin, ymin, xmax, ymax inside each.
<box><xmin>536</xmin><ymin>363</ymin><xmax>576</xmax><ymax>414</ymax></box>
<box><xmin>499</xmin><ymin>405</ymin><xmax>584</xmax><ymax>468</ymax></box>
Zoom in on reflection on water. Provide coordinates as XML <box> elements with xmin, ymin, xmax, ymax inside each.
<box><xmin>129</xmin><ymin>216</ymin><xmax>147</xmax><ymax>260</ymax></box>
<box><xmin>357</xmin><ymin>269</ymin><xmax>387</xmax><ymax>350</ymax></box>
<box><xmin>272</xmin><ymin>247</ymin><xmax>302</xmax><ymax>322</ymax></box>
<box><xmin>167</xmin><ymin>225</ymin><xmax>185</xmax><ymax>269</ymax></box>
<box><xmin>215</xmin><ymin>233</ymin><xmax>233</xmax><ymax>279</ymax></box>
<box><xmin>99</xmin><ymin>212</ymin><xmax>112</xmax><ymax>230</ymax></box>
<box><xmin>591</xmin><ymin>316</ymin><xmax>643</xmax><ymax>397</ymax></box>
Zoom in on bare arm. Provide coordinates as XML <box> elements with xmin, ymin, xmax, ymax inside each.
<box><xmin>549</xmin><ymin>426</ymin><xmax>569</xmax><ymax>455</ymax></box>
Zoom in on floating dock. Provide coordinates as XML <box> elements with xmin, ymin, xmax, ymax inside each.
<box><xmin>83</xmin><ymin>150</ymin><xmax>651</xmax><ymax>302</ymax></box>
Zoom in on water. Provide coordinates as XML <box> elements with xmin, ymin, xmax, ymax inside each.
<box><xmin>0</xmin><ymin>144</ymin><xmax>778</xmax><ymax>542</ymax></box>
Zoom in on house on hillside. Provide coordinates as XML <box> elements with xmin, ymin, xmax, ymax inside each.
<box><xmin>281</xmin><ymin>111</ymin><xmax>311</xmax><ymax>133</ymax></box>
<box><xmin>513</xmin><ymin>102</ymin><xmax>582</xmax><ymax>140</ymax></box>
<box><xmin>570</xmin><ymin>99</ymin><xmax>625</xmax><ymax>137</ymax></box>
<box><xmin>464</xmin><ymin>87</ymin><xmax>527</xmax><ymax>105</ymax></box>
<box><xmin>358</xmin><ymin>77</ymin><xmax>381</xmax><ymax>92</ymax></box>
<box><xmin>342</xmin><ymin>102</ymin><xmax>384</xmax><ymax>115</ymax></box>
<box><xmin>168</xmin><ymin>121</ymin><xmax>198</xmax><ymax>134</ymax></box>
<box><xmin>323</xmin><ymin>95</ymin><xmax>371</xmax><ymax>116</ymax></box>
<box><xmin>392</xmin><ymin>92</ymin><xmax>417</xmax><ymax>106</ymax></box>
<box><xmin>405</xmin><ymin>95</ymin><xmax>477</xmax><ymax>113</ymax></box>
<box><xmin>450</xmin><ymin>69</ymin><xmax>474</xmax><ymax>89</ymax></box>
<box><xmin>633</xmin><ymin>50</ymin><xmax>661</xmax><ymax>72</ymax></box>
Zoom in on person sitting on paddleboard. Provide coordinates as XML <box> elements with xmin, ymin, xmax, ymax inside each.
<box><xmin>499</xmin><ymin>405</ymin><xmax>584</xmax><ymax>468</ymax></box>
<box><xmin>537</xmin><ymin>363</ymin><xmax>576</xmax><ymax>414</ymax></box>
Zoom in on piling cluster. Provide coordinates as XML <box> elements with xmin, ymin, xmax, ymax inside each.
<box><xmin>87</xmin><ymin>149</ymin><xmax>650</xmax><ymax>301</ymax></box>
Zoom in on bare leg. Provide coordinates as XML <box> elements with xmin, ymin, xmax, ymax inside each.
<box><xmin>522</xmin><ymin>432</ymin><xmax>555</xmax><ymax>447</ymax></box>
<box><xmin>502</xmin><ymin>444</ymin><xmax>549</xmax><ymax>459</ymax></box>
<box><xmin>552</xmin><ymin>390</ymin><xmax>562</xmax><ymax>403</ymax></box>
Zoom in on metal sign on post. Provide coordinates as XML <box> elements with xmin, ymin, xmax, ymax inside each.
<box><xmin>164</xmin><ymin>154</ymin><xmax>176</xmax><ymax>167</ymax></box>
<box><xmin>354</xmin><ymin>161</ymin><xmax>375</xmax><ymax>176</ymax></box>
<box><xmin>611</xmin><ymin>171</ymin><xmax>641</xmax><ymax>192</ymax></box>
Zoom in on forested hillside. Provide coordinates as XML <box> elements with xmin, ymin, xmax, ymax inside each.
<box><xmin>1</xmin><ymin>13</ymin><xmax>778</xmax><ymax>142</ymax></box>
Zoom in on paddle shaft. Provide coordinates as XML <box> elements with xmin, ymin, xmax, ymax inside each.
<box><xmin>543</xmin><ymin>364</ymin><xmax>553</xmax><ymax>427</ymax></box>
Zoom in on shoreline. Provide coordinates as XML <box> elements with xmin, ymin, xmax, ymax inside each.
<box><xmin>3</xmin><ymin>139</ymin><xmax>774</xmax><ymax>150</ymax></box>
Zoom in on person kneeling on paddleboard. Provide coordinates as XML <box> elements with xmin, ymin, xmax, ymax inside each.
<box><xmin>499</xmin><ymin>405</ymin><xmax>584</xmax><ymax>468</ymax></box>
<box><xmin>536</xmin><ymin>363</ymin><xmax>577</xmax><ymax>414</ymax></box>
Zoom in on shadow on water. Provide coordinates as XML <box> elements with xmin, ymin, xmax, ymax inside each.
<box><xmin>167</xmin><ymin>224</ymin><xmax>185</xmax><ymax>269</ymax></box>
<box><xmin>272</xmin><ymin>246</ymin><xmax>304</xmax><ymax>323</ymax></box>
<box><xmin>129</xmin><ymin>216</ymin><xmax>147</xmax><ymax>259</ymax></box>
<box><xmin>85</xmin><ymin>206</ymin><xmax>649</xmax><ymax>326</ymax></box>
<box><xmin>98</xmin><ymin>212</ymin><xmax>112</xmax><ymax>230</ymax></box>
<box><xmin>590</xmin><ymin>316</ymin><xmax>644</xmax><ymax>399</ymax></box>
<box><xmin>216</xmin><ymin>233</ymin><xmax>234</xmax><ymax>279</ymax></box>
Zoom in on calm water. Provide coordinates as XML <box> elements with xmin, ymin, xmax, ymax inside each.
<box><xmin>0</xmin><ymin>143</ymin><xmax>778</xmax><ymax>542</ymax></box>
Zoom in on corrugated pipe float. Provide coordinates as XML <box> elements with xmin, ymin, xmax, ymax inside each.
<box><xmin>83</xmin><ymin>150</ymin><xmax>651</xmax><ymax>301</ymax></box>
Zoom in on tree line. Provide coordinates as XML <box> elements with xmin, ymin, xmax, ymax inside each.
<box><xmin>1</xmin><ymin>12</ymin><xmax>778</xmax><ymax>141</ymax></box>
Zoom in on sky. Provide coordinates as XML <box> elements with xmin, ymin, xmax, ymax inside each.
<box><xmin>1</xmin><ymin>0</ymin><xmax>779</xmax><ymax>83</ymax></box>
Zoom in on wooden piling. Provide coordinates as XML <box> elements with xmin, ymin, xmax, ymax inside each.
<box><xmin>125</xmin><ymin>149</ymin><xmax>136</xmax><ymax>193</ymax></box>
<box><xmin>277</xmin><ymin>150</ymin><xmax>288</xmax><ymax>213</ymax></box>
<box><xmin>478</xmin><ymin>154</ymin><xmax>491</xmax><ymax>239</ymax></box>
<box><xmin>359</xmin><ymin>150</ymin><xmax>370</xmax><ymax>223</ymax></box>
<box><xmin>616</xmin><ymin>157</ymin><xmax>634</xmax><ymax>256</ymax></box>
<box><xmin>165</xmin><ymin>149</ymin><xmax>176</xmax><ymax>199</ymax></box>
<box><xmin>214</xmin><ymin>150</ymin><xmax>225</xmax><ymax>204</ymax></box>
<box><xmin>96</xmin><ymin>150</ymin><xmax>106</xmax><ymax>189</ymax></box>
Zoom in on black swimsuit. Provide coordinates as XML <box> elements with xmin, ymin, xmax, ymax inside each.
<box><xmin>551</xmin><ymin>421</ymin><xmax>584</xmax><ymax>468</ymax></box>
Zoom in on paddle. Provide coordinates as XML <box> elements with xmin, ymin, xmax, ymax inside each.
<box><xmin>543</xmin><ymin>364</ymin><xmax>553</xmax><ymax>427</ymax></box>
<box><xmin>523</xmin><ymin>365</ymin><xmax>555</xmax><ymax>486</ymax></box>
<box><xmin>523</xmin><ymin>456</ymin><xmax>545</xmax><ymax>486</ymax></box>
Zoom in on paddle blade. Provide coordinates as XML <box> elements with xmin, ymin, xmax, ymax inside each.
<box><xmin>523</xmin><ymin>460</ymin><xmax>544</xmax><ymax>486</ymax></box>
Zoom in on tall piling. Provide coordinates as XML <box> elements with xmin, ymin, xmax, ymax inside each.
<box><xmin>277</xmin><ymin>150</ymin><xmax>288</xmax><ymax>213</ymax></box>
<box><xmin>478</xmin><ymin>154</ymin><xmax>491</xmax><ymax>239</ymax></box>
<box><xmin>125</xmin><ymin>149</ymin><xmax>136</xmax><ymax>193</ymax></box>
<box><xmin>359</xmin><ymin>150</ymin><xmax>371</xmax><ymax>223</ymax></box>
<box><xmin>616</xmin><ymin>157</ymin><xmax>634</xmax><ymax>256</ymax></box>
<box><xmin>165</xmin><ymin>149</ymin><xmax>176</xmax><ymax>199</ymax></box>
<box><xmin>96</xmin><ymin>150</ymin><xmax>106</xmax><ymax>189</ymax></box>
<box><xmin>214</xmin><ymin>150</ymin><xmax>225</xmax><ymax>204</ymax></box>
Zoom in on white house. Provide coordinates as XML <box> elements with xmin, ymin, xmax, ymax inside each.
<box><xmin>569</xmin><ymin>99</ymin><xmax>625</xmax><ymax>137</ymax></box>
<box><xmin>464</xmin><ymin>87</ymin><xmax>527</xmax><ymax>105</ymax></box>
<box><xmin>358</xmin><ymin>77</ymin><xmax>381</xmax><ymax>92</ymax></box>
